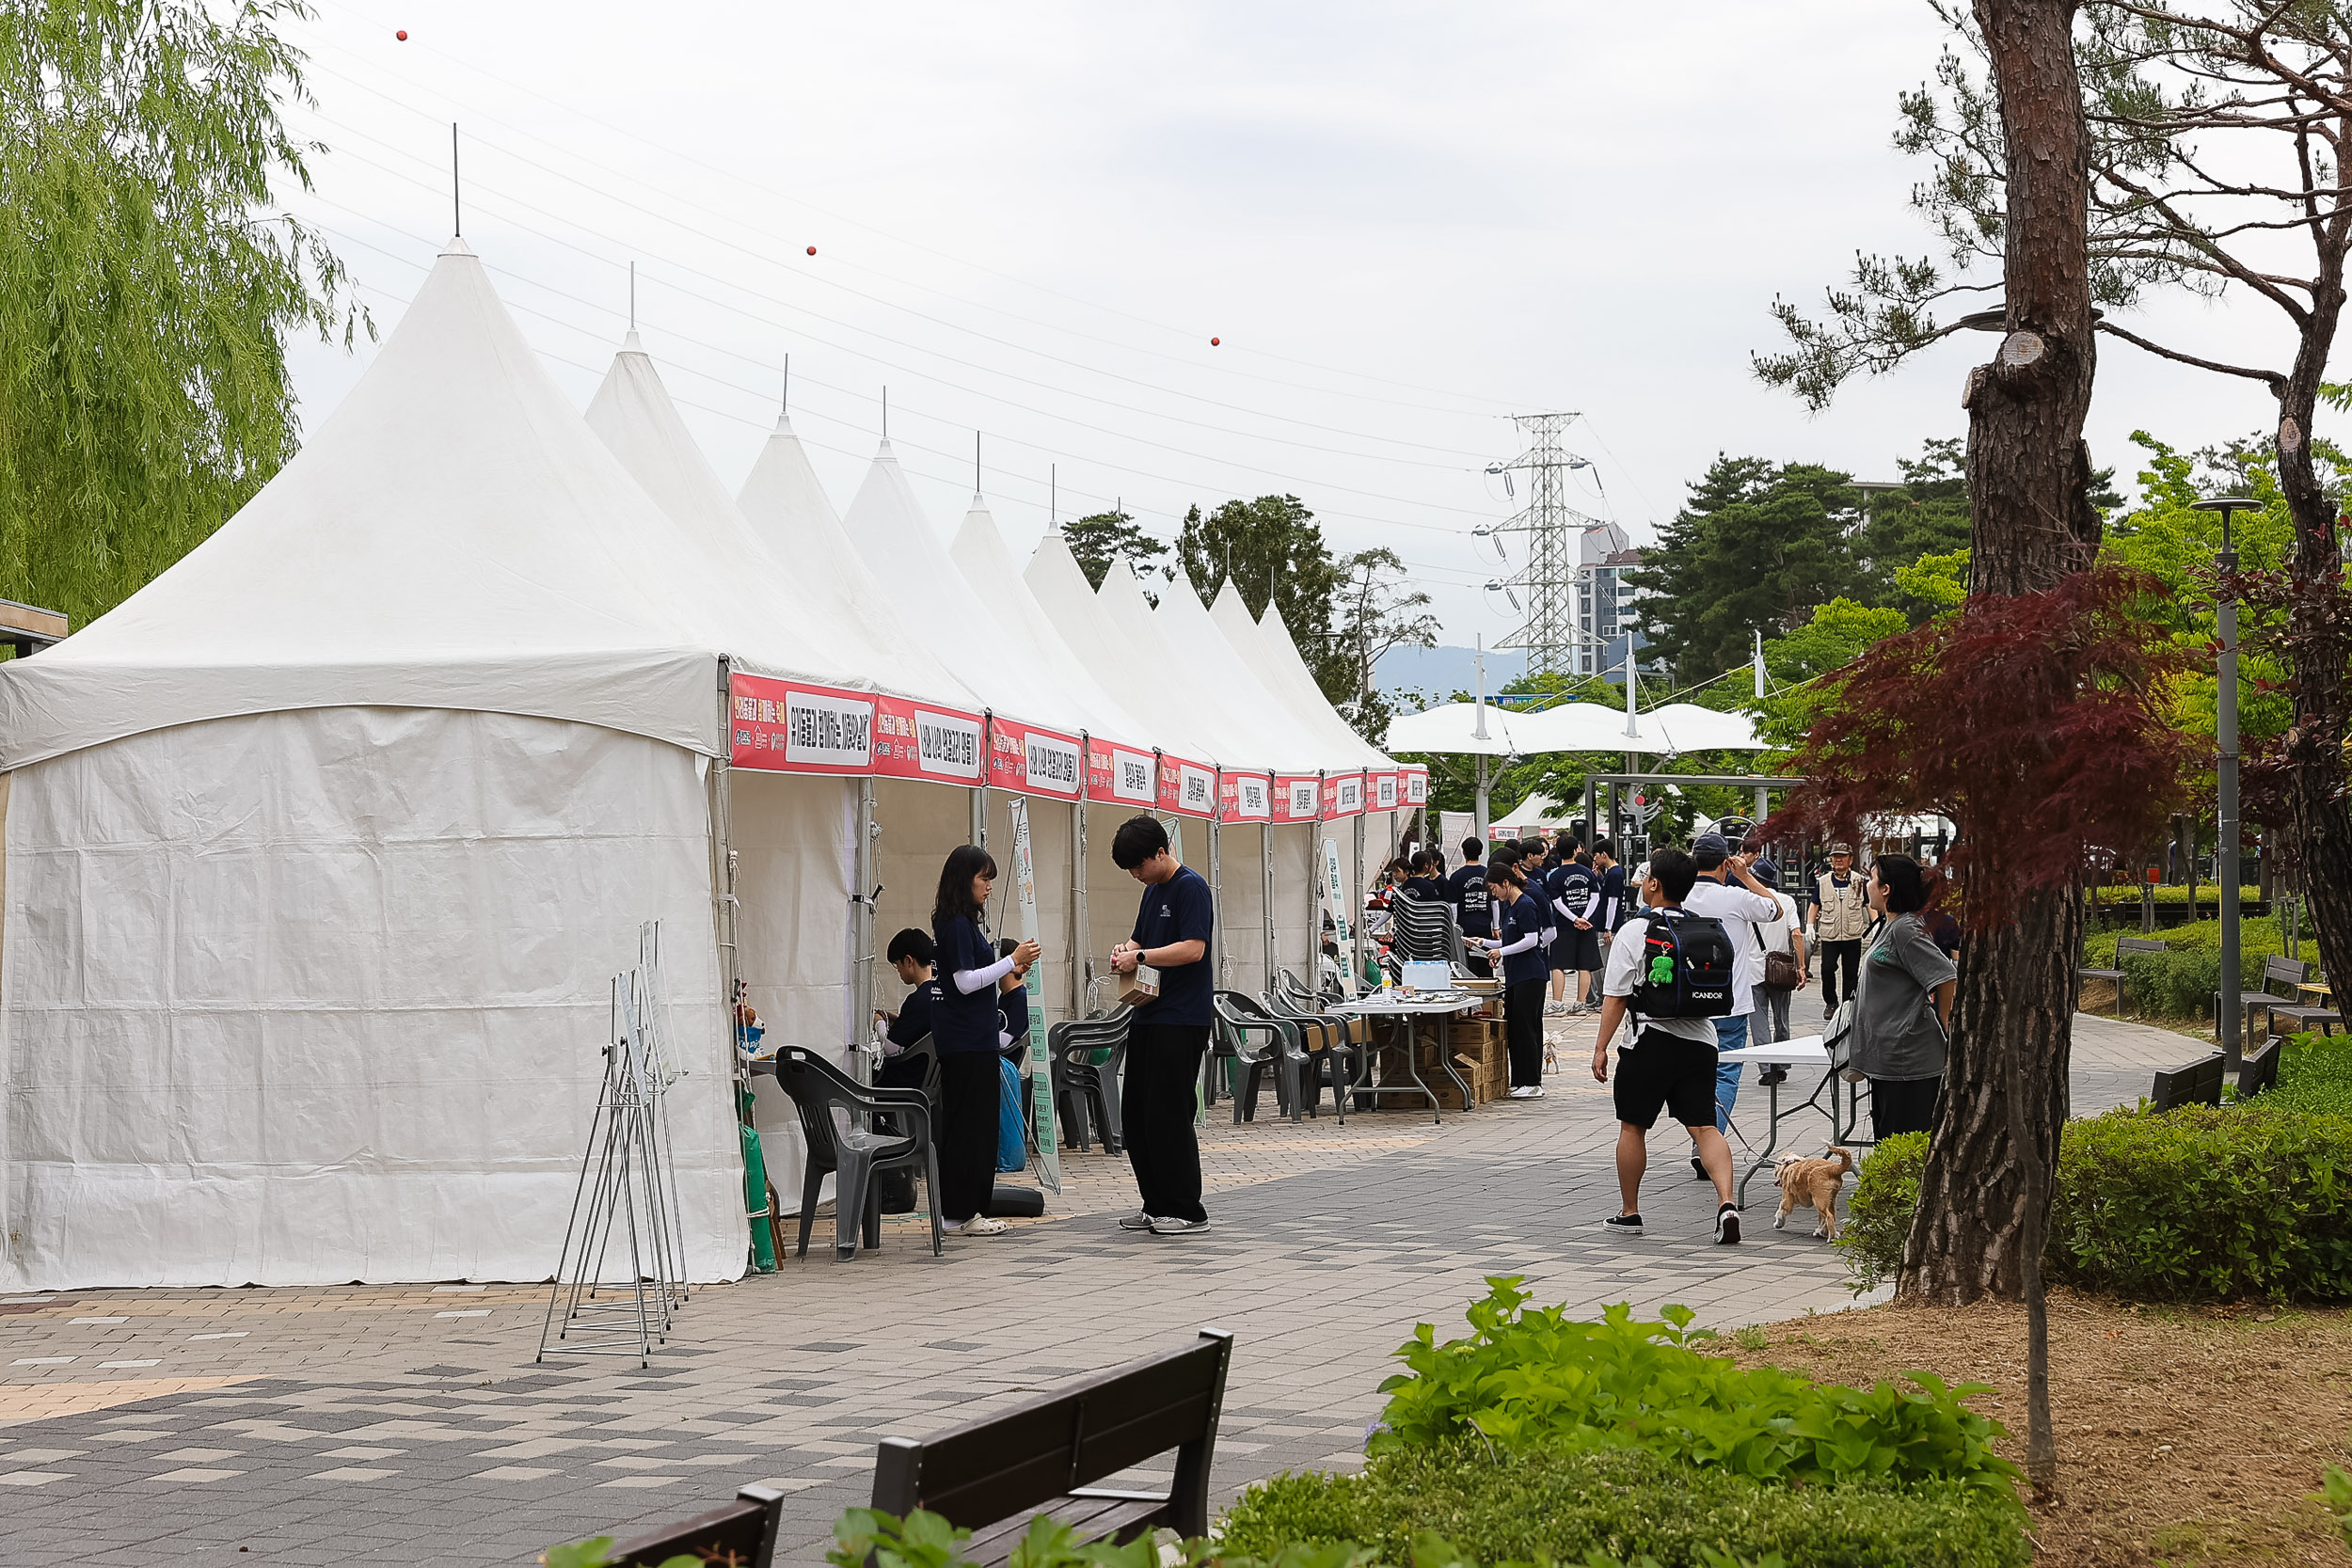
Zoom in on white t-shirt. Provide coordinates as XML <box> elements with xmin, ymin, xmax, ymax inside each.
<box><xmin>1754</xmin><ymin>890</ymin><xmax>1799</xmax><ymax>957</ymax></box>
<box><xmin>1680</xmin><ymin>875</ymin><xmax>1783</xmax><ymax>1018</ymax></box>
<box><xmin>1603</xmin><ymin>914</ymin><xmax>1724</xmax><ymax>1048</ymax></box>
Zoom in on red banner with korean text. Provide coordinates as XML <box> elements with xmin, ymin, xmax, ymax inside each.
<box><xmin>1370</xmin><ymin>768</ymin><xmax>1402</xmax><ymax>813</ymax></box>
<box><xmin>1271</xmin><ymin>774</ymin><xmax>1323</xmax><ymax>825</ymax></box>
<box><xmin>1156</xmin><ymin>752</ymin><xmax>1218</xmax><ymax>819</ymax></box>
<box><xmin>1219</xmin><ymin>770</ymin><xmax>1273</xmax><ymax>824</ymax></box>
<box><xmin>728</xmin><ymin>672</ymin><xmax>986</xmax><ymax>784</ymax></box>
<box><xmin>1088</xmin><ymin>740</ymin><xmax>1156</xmax><ymax>807</ymax></box>
<box><xmin>984</xmin><ymin>715</ymin><xmax>1085</xmax><ymax>800</ymax></box>
<box><xmin>1322</xmin><ymin>770</ymin><xmax>1366</xmax><ymax>818</ymax></box>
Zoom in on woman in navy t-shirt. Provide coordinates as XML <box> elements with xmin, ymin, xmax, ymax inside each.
<box><xmin>1482</xmin><ymin>866</ymin><xmax>1550</xmax><ymax>1097</ymax></box>
<box><xmin>930</xmin><ymin>845</ymin><xmax>1040</xmax><ymax>1236</ymax></box>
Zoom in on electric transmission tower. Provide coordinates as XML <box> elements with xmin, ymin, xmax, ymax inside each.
<box><xmin>1480</xmin><ymin>412</ymin><xmax>1601</xmax><ymax>680</ymax></box>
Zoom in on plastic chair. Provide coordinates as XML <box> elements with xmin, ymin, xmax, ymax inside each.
<box><xmin>762</xmin><ymin>1046</ymin><xmax>942</xmax><ymax>1262</ymax></box>
<box><xmin>1213</xmin><ymin>991</ymin><xmax>1306</xmax><ymax>1123</ymax></box>
<box><xmin>1266</xmin><ymin>970</ymin><xmax>1355</xmax><ymax>1122</ymax></box>
<box><xmin>1049</xmin><ymin>1011</ymin><xmax>1130</xmax><ymax>1153</ymax></box>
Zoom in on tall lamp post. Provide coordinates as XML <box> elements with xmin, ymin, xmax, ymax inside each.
<box><xmin>2193</xmin><ymin>495</ymin><xmax>2257</xmax><ymax>1074</ymax></box>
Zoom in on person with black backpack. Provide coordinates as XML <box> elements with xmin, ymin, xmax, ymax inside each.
<box><xmin>1589</xmin><ymin>846</ymin><xmax>1743</xmax><ymax>1244</ymax></box>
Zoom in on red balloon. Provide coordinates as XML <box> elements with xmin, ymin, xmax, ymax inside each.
<box><xmin>395</xmin><ymin>28</ymin><xmax>407</xmax><ymax>39</ymax></box>
<box><xmin>1210</xmin><ymin>337</ymin><xmax>1220</xmax><ymax>346</ymax></box>
<box><xmin>806</xmin><ymin>245</ymin><xmax>817</xmax><ymax>256</ymax></box>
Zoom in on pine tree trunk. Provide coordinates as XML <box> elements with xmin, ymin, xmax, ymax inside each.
<box><xmin>2272</xmin><ymin>135</ymin><xmax>2352</xmax><ymax>1019</ymax></box>
<box><xmin>1895</xmin><ymin>0</ymin><xmax>2097</xmax><ymax>1499</ymax></box>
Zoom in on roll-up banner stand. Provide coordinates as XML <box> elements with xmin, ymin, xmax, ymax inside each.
<box><xmin>1322</xmin><ymin>834</ymin><xmax>1357</xmax><ymax>997</ymax></box>
<box><xmin>1005</xmin><ymin>795</ymin><xmax>1061</xmax><ymax>1194</ymax></box>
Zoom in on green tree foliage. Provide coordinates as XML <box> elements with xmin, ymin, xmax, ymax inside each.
<box><xmin>1060</xmin><ymin>507</ymin><xmax>1167</xmax><ymax>593</ymax></box>
<box><xmin>2099</xmin><ymin>431</ymin><xmax>2323</xmax><ymax>748</ymax></box>
<box><xmin>1751</xmin><ymin>598</ymin><xmax>1913</xmax><ymax>749</ymax></box>
<box><xmin>1626</xmin><ymin>446</ymin><xmax>1971</xmax><ymax>684</ymax></box>
<box><xmin>1</xmin><ymin>0</ymin><xmax>362</xmax><ymax>629</ymax></box>
<box><xmin>1327</xmin><ymin>545</ymin><xmax>1438</xmax><ymax>743</ymax></box>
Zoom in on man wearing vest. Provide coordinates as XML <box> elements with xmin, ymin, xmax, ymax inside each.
<box><xmin>1810</xmin><ymin>843</ymin><xmax>1873</xmax><ymax>1011</ymax></box>
<box><xmin>1590</xmin><ymin>846</ymin><xmax>1742</xmax><ymax>1244</ymax></box>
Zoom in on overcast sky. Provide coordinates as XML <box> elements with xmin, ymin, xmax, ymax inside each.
<box><xmin>277</xmin><ymin>1</ymin><xmax>2298</xmax><ymax>668</ymax></box>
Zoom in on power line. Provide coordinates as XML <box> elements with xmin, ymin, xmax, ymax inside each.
<box><xmin>294</xmin><ymin>20</ymin><xmax>1534</xmax><ymax>420</ymax></box>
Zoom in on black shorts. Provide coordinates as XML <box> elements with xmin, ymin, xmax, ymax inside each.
<box><xmin>1612</xmin><ymin>1029</ymin><xmax>1722</xmax><ymax>1130</ymax></box>
<box><xmin>1570</xmin><ymin>927</ymin><xmax>1603</xmax><ymax>972</ymax></box>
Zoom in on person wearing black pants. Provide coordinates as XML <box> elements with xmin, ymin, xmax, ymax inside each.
<box><xmin>930</xmin><ymin>846</ymin><xmax>1040</xmax><ymax>1238</ymax></box>
<box><xmin>1108</xmin><ymin>815</ymin><xmax>1216</xmax><ymax>1235</ymax></box>
<box><xmin>1482</xmin><ymin>864</ymin><xmax>1550</xmax><ymax>1097</ymax></box>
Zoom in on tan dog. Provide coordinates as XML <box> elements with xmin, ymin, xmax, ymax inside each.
<box><xmin>1772</xmin><ymin>1147</ymin><xmax>1853</xmax><ymax>1241</ymax></box>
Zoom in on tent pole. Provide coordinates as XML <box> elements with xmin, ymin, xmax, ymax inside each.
<box><xmin>711</xmin><ymin>657</ymin><xmax>742</xmax><ymax>1060</ymax></box>
<box><xmin>854</xmin><ymin>777</ymin><xmax>877</xmax><ymax>1055</ymax></box>
<box><xmin>1261</xmin><ymin>812</ymin><xmax>1276</xmax><ymax>994</ymax></box>
<box><xmin>1209</xmin><ymin>809</ymin><xmax>1225</xmax><ymax>990</ymax></box>
<box><xmin>1309</xmin><ymin>772</ymin><xmax>1326</xmax><ymax>989</ymax></box>
<box><xmin>1074</xmin><ymin>748</ymin><xmax>1089</xmax><ymax>1018</ymax></box>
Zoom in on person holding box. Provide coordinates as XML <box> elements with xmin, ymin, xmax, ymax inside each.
<box><xmin>1107</xmin><ymin>815</ymin><xmax>1214</xmax><ymax>1237</ymax></box>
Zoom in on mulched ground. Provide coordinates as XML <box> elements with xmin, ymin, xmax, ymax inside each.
<box><xmin>1725</xmin><ymin>1290</ymin><xmax>2352</xmax><ymax>1565</ymax></box>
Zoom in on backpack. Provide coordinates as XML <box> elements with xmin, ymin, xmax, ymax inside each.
<box><xmin>1629</xmin><ymin>908</ymin><xmax>1736</xmax><ymax>1019</ymax></box>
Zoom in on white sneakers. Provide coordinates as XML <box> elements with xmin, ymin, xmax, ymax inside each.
<box><xmin>1117</xmin><ymin>1211</ymin><xmax>1154</xmax><ymax>1231</ymax></box>
<box><xmin>1508</xmin><ymin>1085</ymin><xmax>1545</xmax><ymax>1100</ymax></box>
<box><xmin>1544</xmin><ymin>999</ymin><xmax>1566</xmax><ymax>1017</ymax></box>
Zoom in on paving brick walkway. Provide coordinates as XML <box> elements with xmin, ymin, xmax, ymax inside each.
<box><xmin>0</xmin><ymin>1004</ymin><xmax>2191</xmax><ymax>1567</ymax></box>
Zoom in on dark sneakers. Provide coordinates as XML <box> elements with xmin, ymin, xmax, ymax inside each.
<box><xmin>1691</xmin><ymin>1155</ymin><xmax>1708</xmax><ymax>1181</ymax></box>
<box><xmin>1604</xmin><ymin>1212</ymin><xmax>1644</xmax><ymax>1234</ymax></box>
<box><xmin>1715</xmin><ymin>1202</ymin><xmax>1741</xmax><ymax>1245</ymax></box>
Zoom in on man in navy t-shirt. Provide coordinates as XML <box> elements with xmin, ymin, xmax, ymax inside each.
<box><xmin>1445</xmin><ymin>836</ymin><xmax>1493</xmax><ymax>974</ymax></box>
<box><xmin>1107</xmin><ymin>815</ymin><xmax>1215</xmax><ymax>1236</ymax></box>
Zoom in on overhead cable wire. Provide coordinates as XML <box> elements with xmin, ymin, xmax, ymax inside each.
<box><xmin>295</xmin><ymin>15</ymin><xmax>1534</xmax><ymax>419</ymax></box>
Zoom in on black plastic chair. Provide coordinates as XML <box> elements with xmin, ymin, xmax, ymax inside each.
<box><xmin>760</xmin><ymin>1046</ymin><xmax>942</xmax><ymax>1261</ymax></box>
<box><xmin>1266</xmin><ymin>970</ymin><xmax>1355</xmax><ymax>1122</ymax></box>
<box><xmin>1049</xmin><ymin>1010</ymin><xmax>1129</xmax><ymax>1153</ymax></box>
<box><xmin>1213</xmin><ymin>991</ymin><xmax>1306</xmax><ymax>1123</ymax></box>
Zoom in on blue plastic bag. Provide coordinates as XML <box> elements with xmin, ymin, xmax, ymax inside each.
<box><xmin>996</xmin><ymin>1057</ymin><xmax>1027</xmax><ymax>1173</ymax></box>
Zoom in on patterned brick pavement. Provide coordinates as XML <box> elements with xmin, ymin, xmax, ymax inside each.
<box><xmin>0</xmin><ymin>1004</ymin><xmax>2190</xmax><ymax>1567</ymax></box>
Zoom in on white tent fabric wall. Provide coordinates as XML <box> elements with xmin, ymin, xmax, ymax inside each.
<box><xmin>1212</xmin><ymin>823</ymin><xmax>1269</xmax><ymax>1000</ymax></box>
<box><xmin>726</xmin><ymin>769</ymin><xmax>858</xmax><ymax>1212</ymax></box>
<box><xmin>0</xmin><ymin>707</ymin><xmax>743</xmax><ymax>1290</ymax></box>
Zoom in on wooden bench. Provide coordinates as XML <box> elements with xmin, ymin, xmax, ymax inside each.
<box><xmin>868</xmin><ymin>1328</ymin><xmax>1233</xmax><ymax>1566</ymax></box>
<box><xmin>2151</xmin><ymin>1052</ymin><xmax>2224</xmax><ymax>1111</ymax></box>
<box><xmin>2246</xmin><ymin>954</ymin><xmax>2341</xmax><ymax>1048</ymax></box>
<box><xmin>2083</xmin><ymin>936</ymin><xmax>2167</xmax><ymax>1017</ymax></box>
<box><xmin>599</xmin><ymin>1482</ymin><xmax>785</xmax><ymax>1567</ymax></box>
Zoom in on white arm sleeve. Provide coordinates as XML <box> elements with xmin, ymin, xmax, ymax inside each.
<box><xmin>1578</xmin><ymin>885</ymin><xmax>1602</xmax><ymax>921</ymax></box>
<box><xmin>1494</xmin><ymin>931</ymin><xmax>1543</xmax><ymax>957</ymax></box>
<box><xmin>953</xmin><ymin>955</ymin><xmax>1017</xmax><ymax>994</ymax></box>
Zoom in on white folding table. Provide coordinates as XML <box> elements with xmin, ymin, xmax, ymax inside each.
<box><xmin>1715</xmin><ymin>1034</ymin><xmax>1871</xmax><ymax>1206</ymax></box>
<box><xmin>1325</xmin><ymin>992</ymin><xmax>1485</xmax><ymax>1122</ymax></box>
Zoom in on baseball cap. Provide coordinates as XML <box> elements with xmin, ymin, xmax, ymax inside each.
<box><xmin>1692</xmin><ymin>832</ymin><xmax>1730</xmax><ymax>868</ymax></box>
<box><xmin>1827</xmin><ymin>842</ymin><xmax>1853</xmax><ymax>855</ymax></box>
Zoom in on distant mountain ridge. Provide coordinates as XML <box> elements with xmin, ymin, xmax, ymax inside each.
<box><xmin>1375</xmin><ymin>643</ymin><xmax>1530</xmax><ymax>702</ymax></box>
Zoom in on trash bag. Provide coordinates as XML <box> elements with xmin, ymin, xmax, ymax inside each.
<box><xmin>997</xmin><ymin>1056</ymin><xmax>1027</xmax><ymax>1173</ymax></box>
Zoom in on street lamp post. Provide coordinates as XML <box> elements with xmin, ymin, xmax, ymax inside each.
<box><xmin>2194</xmin><ymin>496</ymin><xmax>2257</xmax><ymax>1075</ymax></box>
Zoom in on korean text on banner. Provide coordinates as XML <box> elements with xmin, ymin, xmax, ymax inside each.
<box><xmin>988</xmin><ymin>717</ymin><xmax>1084</xmax><ymax>800</ymax></box>
<box><xmin>1323</xmin><ymin>771</ymin><xmax>1366</xmax><ymax>818</ymax></box>
<box><xmin>1156</xmin><ymin>754</ymin><xmax>1218</xmax><ymax>819</ymax></box>
<box><xmin>1220</xmin><ymin>771</ymin><xmax>1272</xmax><ymax>823</ymax></box>
<box><xmin>1273</xmin><ymin>775</ymin><xmax>1322</xmax><ymax>825</ymax></box>
<box><xmin>1005</xmin><ymin>796</ymin><xmax>1060</xmax><ymax>1193</ymax></box>
<box><xmin>1321</xmin><ymin>836</ymin><xmax>1358</xmax><ymax>997</ymax></box>
<box><xmin>1406</xmin><ymin>768</ymin><xmax>1429</xmax><ymax>806</ymax></box>
<box><xmin>727</xmin><ymin>673</ymin><xmax>985</xmax><ymax>784</ymax></box>
<box><xmin>1373</xmin><ymin>770</ymin><xmax>1401</xmax><ymax>812</ymax></box>
<box><xmin>1090</xmin><ymin>742</ymin><xmax>1156</xmax><ymax>806</ymax></box>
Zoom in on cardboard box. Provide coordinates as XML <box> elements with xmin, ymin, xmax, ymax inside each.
<box><xmin>1117</xmin><ymin>962</ymin><xmax>1160</xmax><ymax>1009</ymax></box>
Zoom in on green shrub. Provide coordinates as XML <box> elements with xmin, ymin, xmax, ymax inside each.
<box><xmin>2265</xmin><ymin>1031</ymin><xmax>2352</xmax><ymax>1116</ymax></box>
<box><xmin>823</xmin><ymin>1503</ymin><xmax>1788</xmax><ymax>1568</ymax></box>
<box><xmin>1836</xmin><ymin>1131</ymin><xmax>1927</xmax><ymax>1292</ymax></box>
<box><xmin>2078</xmin><ymin>915</ymin><xmax>2289</xmax><ymax>1019</ymax></box>
<box><xmin>1372</xmin><ymin>1279</ymin><xmax>2015</xmax><ymax>1491</ymax></box>
<box><xmin>1218</xmin><ymin>1445</ymin><xmax>2027</xmax><ymax>1568</ymax></box>
<box><xmin>2090</xmin><ymin>884</ymin><xmax>2258</xmax><ymax>909</ymax></box>
<box><xmin>1836</xmin><ymin>1105</ymin><xmax>2352</xmax><ymax>1300</ymax></box>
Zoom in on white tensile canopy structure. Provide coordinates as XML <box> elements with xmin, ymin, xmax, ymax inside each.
<box><xmin>0</xmin><ymin>239</ymin><xmax>1422</xmax><ymax>1291</ymax></box>
<box><xmin>1384</xmin><ymin>699</ymin><xmax>1764</xmax><ymax>758</ymax></box>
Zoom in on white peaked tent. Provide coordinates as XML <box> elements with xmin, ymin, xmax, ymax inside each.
<box><xmin>1024</xmin><ymin>537</ymin><xmax>1239</xmax><ymax>980</ymax></box>
<box><xmin>0</xmin><ymin>242</ymin><xmax>769</xmax><ymax>1289</ymax></box>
